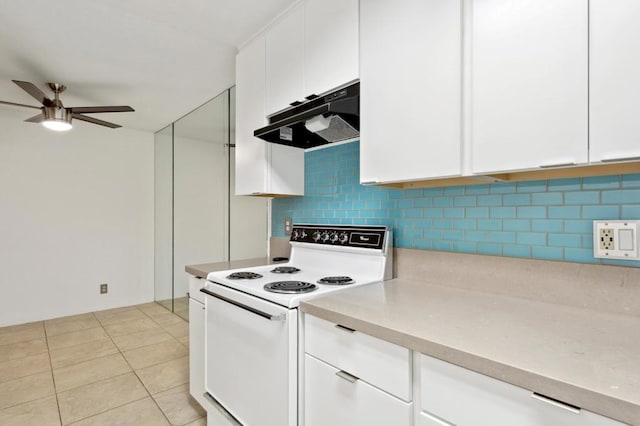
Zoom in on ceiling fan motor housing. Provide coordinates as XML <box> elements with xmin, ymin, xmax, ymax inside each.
<box><xmin>43</xmin><ymin>106</ymin><xmax>71</xmax><ymax>122</ymax></box>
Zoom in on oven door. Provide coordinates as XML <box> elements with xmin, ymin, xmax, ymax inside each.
<box><xmin>201</xmin><ymin>282</ymin><xmax>297</xmax><ymax>426</ymax></box>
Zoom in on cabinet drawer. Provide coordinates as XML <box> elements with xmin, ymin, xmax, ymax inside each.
<box><xmin>304</xmin><ymin>354</ymin><xmax>412</xmax><ymax>426</ymax></box>
<box><xmin>304</xmin><ymin>315</ymin><xmax>411</xmax><ymax>401</ymax></box>
<box><xmin>419</xmin><ymin>354</ymin><xmax>623</xmax><ymax>426</ymax></box>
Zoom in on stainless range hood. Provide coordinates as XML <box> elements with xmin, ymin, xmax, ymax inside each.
<box><xmin>254</xmin><ymin>82</ymin><xmax>359</xmax><ymax>149</ymax></box>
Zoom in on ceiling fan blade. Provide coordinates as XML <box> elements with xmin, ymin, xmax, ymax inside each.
<box><xmin>12</xmin><ymin>80</ymin><xmax>54</xmax><ymax>106</ymax></box>
<box><xmin>72</xmin><ymin>113</ymin><xmax>121</xmax><ymax>128</ymax></box>
<box><xmin>0</xmin><ymin>100</ymin><xmax>42</xmax><ymax>109</ymax></box>
<box><xmin>70</xmin><ymin>106</ymin><xmax>135</xmax><ymax>114</ymax></box>
<box><xmin>24</xmin><ymin>113</ymin><xmax>44</xmax><ymax>123</ymax></box>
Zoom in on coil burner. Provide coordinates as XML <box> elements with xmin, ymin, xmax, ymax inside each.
<box><xmin>317</xmin><ymin>276</ymin><xmax>355</xmax><ymax>285</ymax></box>
<box><xmin>226</xmin><ymin>272</ymin><xmax>263</xmax><ymax>280</ymax></box>
<box><xmin>264</xmin><ymin>281</ymin><xmax>317</xmax><ymax>294</ymax></box>
<box><xmin>271</xmin><ymin>266</ymin><xmax>301</xmax><ymax>274</ymax></box>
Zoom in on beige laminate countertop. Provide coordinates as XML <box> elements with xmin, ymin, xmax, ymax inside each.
<box><xmin>300</xmin><ymin>278</ymin><xmax>640</xmax><ymax>425</ymax></box>
<box><xmin>185</xmin><ymin>257</ymin><xmax>273</xmax><ymax>278</ymax></box>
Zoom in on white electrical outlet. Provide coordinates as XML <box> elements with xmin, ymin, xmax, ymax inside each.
<box><xmin>593</xmin><ymin>220</ymin><xmax>640</xmax><ymax>260</ymax></box>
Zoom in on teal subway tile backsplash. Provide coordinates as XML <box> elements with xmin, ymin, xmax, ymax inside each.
<box><xmin>601</xmin><ymin>189</ymin><xmax>640</xmax><ymax>204</ymax></box>
<box><xmin>271</xmin><ymin>141</ymin><xmax>640</xmax><ymax>266</ymax></box>
<box><xmin>622</xmin><ymin>174</ymin><xmax>640</xmax><ymax>188</ymax></box>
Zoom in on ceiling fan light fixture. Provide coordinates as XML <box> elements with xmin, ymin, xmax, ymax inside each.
<box><xmin>42</xmin><ymin>106</ymin><xmax>72</xmax><ymax>131</ymax></box>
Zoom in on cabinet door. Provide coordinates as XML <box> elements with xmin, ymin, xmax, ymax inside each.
<box><xmin>360</xmin><ymin>0</ymin><xmax>462</xmax><ymax>184</ymax></box>
<box><xmin>188</xmin><ymin>298</ymin><xmax>205</xmax><ymax>409</ymax></box>
<box><xmin>304</xmin><ymin>354</ymin><xmax>412</xmax><ymax>426</ymax></box>
<box><xmin>265</xmin><ymin>4</ymin><xmax>305</xmax><ymax>115</ymax></box>
<box><xmin>590</xmin><ymin>0</ymin><xmax>640</xmax><ymax>163</ymax></box>
<box><xmin>235</xmin><ymin>36</ymin><xmax>267</xmax><ymax>195</ymax></box>
<box><xmin>236</xmin><ymin>36</ymin><xmax>305</xmax><ymax>196</ymax></box>
<box><xmin>471</xmin><ymin>0</ymin><xmax>588</xmax><ymax>174</ymax></box>
<box><xmin>304</xmin><ymin>0</ymin><xmax>359</xmax><ymax>98</ymax></box>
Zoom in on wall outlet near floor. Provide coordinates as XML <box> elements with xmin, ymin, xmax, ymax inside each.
<box><xmin>100</xmin><ymin>283</ymin><xmax>108</xmax><ymax>294</ymax></box>
<box><xmin>593</xmin><ymin>220</ymin><xmax>640</xmax><ymax>260</ymax></box>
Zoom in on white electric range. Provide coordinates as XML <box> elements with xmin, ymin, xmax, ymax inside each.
<box><xmin>200</xmin><ymin>224</ymin><xmax>392</xmax><ymax>426</ymax></box>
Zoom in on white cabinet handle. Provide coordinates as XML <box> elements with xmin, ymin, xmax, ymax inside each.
<box><xmin>601</xmin><ymin>155</ymin><xmax>640</xmax><ymax>163</ymax></box>
<box><xmin>531</xmin><ymin>392</ymin><xmax>581</xmax><ymax>414</ymax></box>
<box><xmin>335</xmin><ymin>370</ymin><xmax>359</xmax><ymax>383</ymax></box>
<box><xmin>539</xmin><ymin>161</ymin><xmax>576</xmax><ymax>168</ymax></box>
<box><xmin>361</xmin><ymin>179</ymin><xmax>379</xmax><ymax>185</ymax></box>
<box><xmin>200</xmin><ymin>288</ymin><xmax>285</xmax><ymax>321</ymax></box>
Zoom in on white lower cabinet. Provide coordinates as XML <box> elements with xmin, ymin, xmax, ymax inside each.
<box><xmin>188</xmin><ymin>298</ymin><xmax>204</xmax><ymax>402</ymax></box>
<box><xmin>188</xmin><ymin>286</ymin><xmax>205</xmax><ymax>409</ymax></box>
<box><xmin>418</xmin><ymin>411</ymin><xmax>453</xmax><ymax>426</ymax></box>
<box><xmin>304</xmin><ymin>354</ymin><xmax>412</xmax><ymax>426</ymax></box>
<box><xmin>303</xmin><ymin>314</ymin><xmax>412</xmax><ymax>426</ymax></box>
<box><xmin>302</xmin><ymin>313</ymin><xmax>623</xmax><ymax>425</ymax></box>
<box><xmin>418</xmin><ymin>354</ymin><xmax>623</xmax><ymax>426</ymax></box>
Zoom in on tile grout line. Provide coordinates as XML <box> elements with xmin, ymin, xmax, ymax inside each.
<box><xmin>63</xmin><ymin>395</ymin><xmax>151</xmax><ymax>426</ymax></box>
<box><xmin>0</xmin><ymin>303</ymin><xmax>192</xmax><ymax>424</ymax></box>
<box><xmin>43</xmin><ymin>319</ymin><xmax>64</xmax><ymax>426</ymax></box>
<box><xmin>58</xmin><ymin>307</ymin><xmax>156</xmax><ymax>425</ymax></box>
<box><xmin>0</xmin><ymin>326</ymin><xmax>55</xmax><ymax>413</ymax></box>
<box><xmin>103</xmin><ymin>305</ymin><xmax>175</xmax><ymax>426</ymax></box>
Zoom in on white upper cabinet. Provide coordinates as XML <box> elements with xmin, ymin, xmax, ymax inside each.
<box><xmin>236</xmin><ymin>36</ymin><xmax>268</xmax><ymax>195</ymax></box>
<box><xmin>304</xmin><ymin>0</ymin><xmax>359</xmax><ymax>99</ymax></box>
<box><xmin>590</xmin><ymin>0</ymin><xmax>640</xmax><ymax>163</ymax></box>
<box><xmin>471</xmin><ymin>0</ymin><xmax>588</xmax><ymax>174</ymax></box>
<box><xmin>236</xmin><ymin>35</ymin><xmax>304</xmax><ymax>196</ymax></box>
<box><xmin>360</xmin><ymin>0</ymin><xmax>462</xmax><ymax>184</ymax></box>
<box><xmin>265</xmin><ymin>4</ymin><xmax>305</xmax><ymax>116</ymax></box>
<box><xmin>265</xmin><ymin>0</ymin><xmax>359</xmax><ymax>117</ymax></box>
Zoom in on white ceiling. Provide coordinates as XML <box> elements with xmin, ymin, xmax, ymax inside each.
<box><xmin>0</xmin><ymin>0</ymin><xmax>295</xmax><ymax>133</ymax></box>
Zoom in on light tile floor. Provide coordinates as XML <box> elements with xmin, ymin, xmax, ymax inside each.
<box><xmin>0</xmin><ymin>303</ymin><xmax>206</xmax><ymax>425</ymax></box>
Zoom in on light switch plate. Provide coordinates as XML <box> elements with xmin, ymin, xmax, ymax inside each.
<box><xmin>593</xmin><ymin>220</ymin><xmax>640</xmax><ymax>260</ymax></box>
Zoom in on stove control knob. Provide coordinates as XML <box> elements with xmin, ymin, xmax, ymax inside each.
<box><xmin>291</xmin><ymin>230</ymin><xmax>299</xmax><ymax>240</ymax></box>
<box><xmin>301</xmin><ymin>230</ymin><xmax>308</xmax><ymax>238</ymax></box>
<box><xmin>312</xmin><ymin>231</ymin><xmax>322</xmax><ymax>242</ymax></box>
<box><xmin>321</xmin><ymin>231</ymin><xmax>330</xmax><ymax>242</ymax></box>
<box><xmin>339</xmin><ymin>232</ymin><xmax>349</xmax><ymax>244</ymax></box>
<box><xmin>330</xmin><ymin>232</ymin><xmax>339</xmax><ymax>243</ymax></box>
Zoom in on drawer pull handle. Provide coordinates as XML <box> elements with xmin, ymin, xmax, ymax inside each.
<box><xmin>336</xmin><ymin>370</ymin><xmax>359</xmax><ymax>383</ymax></box>
<box><xmin>531</xmin><ymin>392</ymin><xmax>581</xmax><ymax>414</ymax></box>
<box><xmin>335</xmin><ymin>324</ymin><xmax>356</xmax><ymax>333</ymax></box>
<box><xmin>601</xmin><ymin>155</ymin><xmax>640</xmax><ymax>163</ymax></box>
<box><xmin>539</xmin><ymin>161</ymin><xmax>576</xmax><ymax>168</ymax></box>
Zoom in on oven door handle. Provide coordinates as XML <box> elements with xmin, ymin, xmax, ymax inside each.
<box><xmin>200</xmin><ymin>288</ymin><xmax>286</xmax><ymax>321</ymax></box>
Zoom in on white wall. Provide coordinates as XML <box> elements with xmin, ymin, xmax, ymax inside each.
<box><xmin>0</xmin><ymin>116</ymin><xmax>154</xmax><ymax>327</ymax></box>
